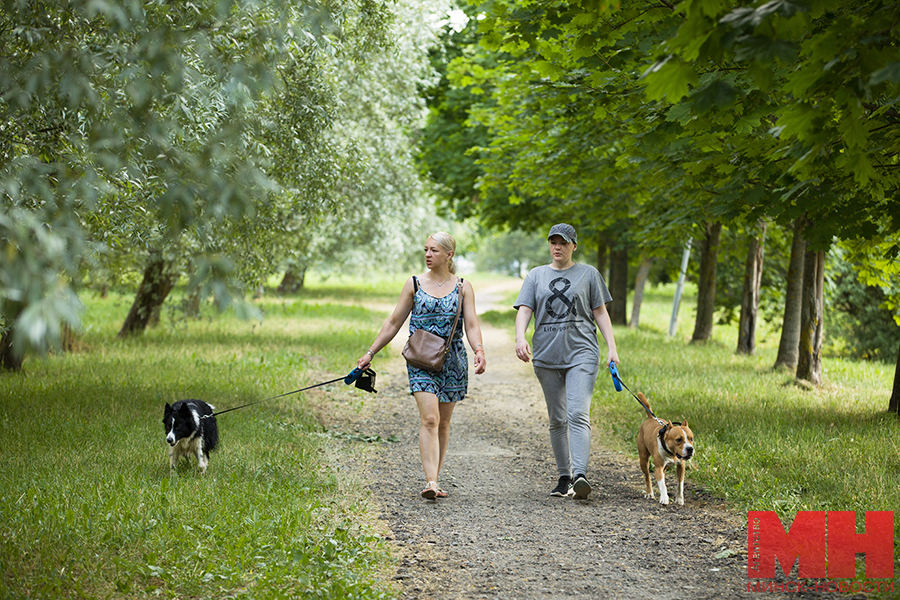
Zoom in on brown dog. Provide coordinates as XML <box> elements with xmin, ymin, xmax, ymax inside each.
<box><xmin>636</xmin><ymin>393</ymin><xmax>694</xmax><ymax>506</ymax></box>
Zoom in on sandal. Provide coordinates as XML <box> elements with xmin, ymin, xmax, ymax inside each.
<box><xmin>435</xmin><ymin>489</ymin><xmax>449</xmax><ymax>498</ymax></box>
<box><xmin>421</xmin><ymin>482</ymin><xmax>438</xmax><ymax>500</ymax></box>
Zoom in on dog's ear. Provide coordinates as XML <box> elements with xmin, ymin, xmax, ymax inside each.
<box><xmin>164</xmin><ymin>403</ymin><xmax>172</xmax><ymax>413</ymax></box>
<box><xmin>682</xmin><ymin>419</ymin><xmax>689</xmax><ymax>428</ymax></box>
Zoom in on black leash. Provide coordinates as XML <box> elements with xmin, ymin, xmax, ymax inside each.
<box><xmin>609</xmin><ymin>361</ymin><xmax>660</xmax><ymax>421</ymax></box>
<box><xmin>203</xmin><ymin>367</ymin><xmax>377</xmax><ymax>419</ymax></box>
<box><xmin>608</xmin><ymin>362</ymin><xmax>684</xmax><ymax>441</ymax></box>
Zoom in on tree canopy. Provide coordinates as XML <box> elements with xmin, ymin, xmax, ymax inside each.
<box><xmin>0</xmin><ymin>0</ymin><xmax>398</xmax><ymax>357</ymax></box>
<box><xmin>422</xmin><ymin>0</ymin><xmax>900</xmax><ymax>254</ymax></box>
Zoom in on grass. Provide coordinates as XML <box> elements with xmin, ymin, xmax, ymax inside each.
<box><xmin>2</xmin><ymin>274</ymin><xmax>898</xmax><ymax>597</ymax></box>
<box><xmin>0</xmin><ymin>286</ymin><xmax>394</xmax><ymax>599</ymax></box>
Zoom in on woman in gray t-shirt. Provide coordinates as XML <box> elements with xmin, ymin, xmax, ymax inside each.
<box><xmin>514</xmin><ymin>223</ymin><xmax>620</xmax><ymax>500</ymax></box>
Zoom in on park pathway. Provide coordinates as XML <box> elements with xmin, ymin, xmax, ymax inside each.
<box><xmin>318</xmin><ymin>279</ymin><xmax>825</xmax><ymax>599</ymax></box>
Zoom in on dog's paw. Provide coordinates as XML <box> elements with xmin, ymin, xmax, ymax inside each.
<box><xmin>644</xmin><ymin>492</ymin><xmax>655</xmax><ymax>500</ymax></box>
<box><xmin>675</xmin><ymin>496</ymin><xmax>684</xmax><ymax>506</ymax></box>
<box><xmin>659</xmin><ymin>494</ymin><xmax>670</xmax><ymax>505</ymax></box>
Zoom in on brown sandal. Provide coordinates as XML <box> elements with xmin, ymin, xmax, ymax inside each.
<box><xmin>421</xmin><ymin>482</ymin><xmax>438</xmax><ymax>499</ymax></box>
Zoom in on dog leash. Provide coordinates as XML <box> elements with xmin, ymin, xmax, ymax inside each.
<box><xmin>203</xmin><ymin>367</ymin><xmax>377</xmax><ymax>419</ymax></box>
<box><xmin>608</xmin><ymin>362</ymin><xmax>669</xmax><ymax>430</ymax></box>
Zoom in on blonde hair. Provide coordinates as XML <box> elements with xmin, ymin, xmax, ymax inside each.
<box><xmin>428</xmin><ymin>232</ymin><xmax>457</xmax><ymax>274</ymax></box>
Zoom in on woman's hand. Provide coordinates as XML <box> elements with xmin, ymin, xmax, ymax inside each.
<box><xmin>606</xmin><ymin>351</ymin><xmax>620</xmax><ymax>367</ymax></box>
<box><xmin>357</xmin><ymin>350</ymin><xmax>374</xmax><ymax>369</ymax></box>
<box><xmin>473</xmin><ymin>350</ymin><xmax>486</xmax><ymax>374</ymax></box>
<box><xmin>515</xmin><ymin>339</ymin><xmax>532</xmax><ymax>363</ymax></box>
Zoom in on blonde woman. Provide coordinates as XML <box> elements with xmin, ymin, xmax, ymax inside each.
<box><xmin>358</xmin><ymin>232</ymin><xmax>486</xmax><ymax>499</ymax></box>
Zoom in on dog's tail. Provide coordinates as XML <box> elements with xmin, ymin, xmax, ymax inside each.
<box><xmin>637</xmin><ymin>393</ymin><xmax>654</xmax><ymax>419</ymax></box>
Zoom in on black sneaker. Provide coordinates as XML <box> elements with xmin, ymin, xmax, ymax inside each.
<box><xmin>550</xmin><ymin>476</ymin><xmax>573</xmax><ymax>497</ymax></box>
<box><xmin>572</xmin><ymin>474</ymin><xmax>592</xmax><ymax>499</ymax></box>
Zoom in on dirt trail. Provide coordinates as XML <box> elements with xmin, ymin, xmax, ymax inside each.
<box><xmin>318</xmin><ymin>280</ymin><xmax>826</xmax><ymax>599</ymax></box>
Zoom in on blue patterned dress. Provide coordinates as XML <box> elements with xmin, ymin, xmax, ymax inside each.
<box><xmin>407</xmin><ymin>276</ymin><xmax>468</xmax><ymax>403</ymax></box>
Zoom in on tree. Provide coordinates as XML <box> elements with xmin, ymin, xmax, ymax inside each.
<box><xmin>0</xmin><ymin>0</ymin><xmax>395</xmax><ymax>361</ymax></box>
<box><xmin>691</xmin><ymin>221</ymin><xmax>722</xmax><ymax>343</ymax></box>
<box><xmin>797</xmin><ymin>248</ymin><xmax>825</xmax><ymax>384</ymax></box>
<box><xmin>774</xmin><ymin>217</ymin><xmax>808</xmax><ymax>370</ymax></box>
<box><xmin>640</xmin><ymin>0</ymin><xmax>900</xmax><ymax>391</ymax></box>
<box><xmin>737</xmin><ymin>220</ymin><xmax>767</xmax><ymax>355</ymax></box>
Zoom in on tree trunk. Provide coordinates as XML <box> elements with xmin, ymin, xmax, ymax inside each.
<box><xmin>61</xmin><ymin>323</ymin><xmax>78</xmax><ymax>353</ymax></box>
<box><xmin>737</xmin><ymin>220</ymin><xmax>767</xmax><ymax>354</ymax></box>
<box><xmin>629</xmin><ymin>257</ymin><xmax>654</xmax><ymax>328</ymax></box>
<box><xmin>0</xmin><ymin>301</ymin><xmax>25</xmax><ymax>372</ymax></box>
<box><xmin>118</xmin><ymin>255</ymin><xmax>177</xmax><ymax>338</ymax></box>
<box><xmin>608</xmin><ymin>243</ymin><xmax>628</xmax><ymax>326</ymax></box>
<box><xmin>889</xmin><ymin>341</ymin><xmax>900</xmax><ymax>415</ymax></box>
<box><xmin>595</xmin><ymin>233</ymin><xmax>608</xmax><ymax>280</ymax></box>
<box><xmin>691</xmin><ymin>221</ymin><xmax>723</xmax><ymax>343</ymax></box>
<box><xmin>278</xmin><ymin>268</ymin><xmax>306</xmax><ymax>294</ymax></box>
<box><xmin>183</xmin><ymin>286</ymin><xmax>201</xmax><ymax>318</ymax></box>
<box><xmin>669</xmin><ymin>238</ymin><xmax>692</xmax><ymax>337</ymax></box>
<box><xmin>796</xmin><ymin>248</ymin><xmax>825</xmax><ymax>384</ymax></box>
<box><xmin>774</xmin><ymin>217</ymin><xmax>808</xmax><ymax>370</ymax></box>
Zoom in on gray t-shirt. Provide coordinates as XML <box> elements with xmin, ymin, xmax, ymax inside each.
<box><xmin>514</xmin><ymin>263</ymin><xmax>613</xmax><ymax>368</ymax></box>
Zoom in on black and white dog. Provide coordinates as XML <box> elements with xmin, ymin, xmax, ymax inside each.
<box><xmin>162</xmin><ymin>400</ymin><xmax>218</xmax><ymax>474</ymax></box>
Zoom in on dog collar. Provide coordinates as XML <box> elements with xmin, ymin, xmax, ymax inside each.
<box><xmin>657</xmin><ymin>422</ymin><xmax>676</xmax><ymax>458</ymax></box>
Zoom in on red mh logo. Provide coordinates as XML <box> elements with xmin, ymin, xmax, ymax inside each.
<box><xmin>748</xmin><ymin>511</ymin><xmax>895</xmax><ymax>579</ymax></box>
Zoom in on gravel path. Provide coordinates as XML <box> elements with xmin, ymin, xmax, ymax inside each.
<box><xmin>316</xmin><ymin>281</ymin><xmax>830</xmax><ymax>599</ymax></box>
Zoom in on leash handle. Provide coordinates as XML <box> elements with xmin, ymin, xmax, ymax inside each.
<box><xmin>609</xmin><ymin>361</ymin><xmax>623</xmax><ymax>392</ymax></box>
<box><xmin>344</xmin><ymin>367</ymin><xmax>365</xmax><ymax>384</ymax></box>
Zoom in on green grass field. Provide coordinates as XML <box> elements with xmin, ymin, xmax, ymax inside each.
<box><xmin>1</xmin><ymin>273</ymin><xmax>898</xmax><ymax>598</ymax></box>
<box><xmin>0</xmin><ymin>277</ymin><xmax>401</xmax><ymax>599</ymax></box>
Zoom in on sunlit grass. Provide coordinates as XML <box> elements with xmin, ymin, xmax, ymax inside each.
<box><xmin>0</xmin><ymin>287</ymin><xmax>393</xmax><ymax>600</ymax></box>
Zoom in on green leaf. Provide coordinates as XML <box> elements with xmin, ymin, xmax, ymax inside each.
<box><xmin>838</xmin><ymin>149</ymin><xmax>879</xmax><ymax>187</ymax></box>
<box><xmin>691</xmin><ymin>80</ymin><xmax>737</xmax><ymax>112</ymax></box>
<box><xmin>533</xmin><ymin>60</ymin><xmax>565</xmax><ymax>80</ymax></box>
<box><xmin>734</xmin><ymin>36</ymin><xmax>798</xmax><ymax>64</ymax></box>
<box><xmin>642</xmin><ymin>57</ymin><xmax>698</xmax><ymax>102</ymax></box>
<box><xmin>870</xmin><ymin>62</ymin><xmax>900</xmax><ymax>86</ymax></box>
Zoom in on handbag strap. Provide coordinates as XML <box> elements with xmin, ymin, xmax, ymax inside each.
<box><xmin>444</xmin><ymin>279</ymin><xmax>464</xmax><ymax>351</ymax></box>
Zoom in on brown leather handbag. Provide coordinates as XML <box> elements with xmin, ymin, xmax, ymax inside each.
<box><xmin>402</xmin><ymin>279</ymin><xmax>464</xmax><ymax>372</ymax></box>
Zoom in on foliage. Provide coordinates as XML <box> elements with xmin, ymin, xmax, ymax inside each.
<box><xmin>640</xmin><ymin>0</ymin><xmax>900</xmax><ymax>247</ymax></box>
<box><xmin>433</xmin><ymin>0</ymin><xmax>900</xmax><ymax>305</ymax></box>
<box><xmin>828</xmin><ymin>245</ymin><xmax>900</xmax><ymax>362</ymax></box>
<box><xmin>0</xmin><ymin>0</ymin><xmax>395</xmax><ymax>354</ymax></box>
<box><xmin>470</xmin><ymin>228</ymin><xmax>548</xmax><ymax>276</ymax></box>
<box><xmin>294</xmin><ymin>0</ymin><xmax>460</xmax><ymax>278</ymax></box>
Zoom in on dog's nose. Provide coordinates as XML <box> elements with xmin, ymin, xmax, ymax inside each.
<box><xmin>683</xmin><ymin>445</ymin><xmax>694</xmax><ymax>458</ymax></box>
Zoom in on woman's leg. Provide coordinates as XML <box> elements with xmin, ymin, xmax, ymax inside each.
<box><xmin>534</xmin><ymin>366</ymin><xmax>571</xmax><ymax>477</ymax></box>
<box><xmin>414</xmin><ymin>391</ymin><xmax>441</xmax><ymax>485</ymax></box>
<box><xmin>436</xmin><ymin>401</ymin><xmax>456</xmax><ymax>477</ymax></box>
<box><xmin>565</xmin><ymin>362</ymin><xmax>600</xmax><ymax>478</ymax></box>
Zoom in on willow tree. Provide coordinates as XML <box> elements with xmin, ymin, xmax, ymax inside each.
<box><xmin>0</xmin><ymin>0</ymin><xmax>395</xmax><ymax>362</ymax></box>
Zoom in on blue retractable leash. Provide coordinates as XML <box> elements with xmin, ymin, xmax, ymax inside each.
<box><xmin>209</xmin><ymin>367</ymin><xmax>377</xmax><ymax>418</ymax></box>
<box><xmin>608</xmin><ymin>361</ymin><xmax>663</xmax><ymax>424</ymax></box>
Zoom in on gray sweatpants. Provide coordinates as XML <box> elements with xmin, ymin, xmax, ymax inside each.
<box><xmin>533</xmin><ymin>363</ymin><xmax>599</xmax><ymax>478</ymax></box>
